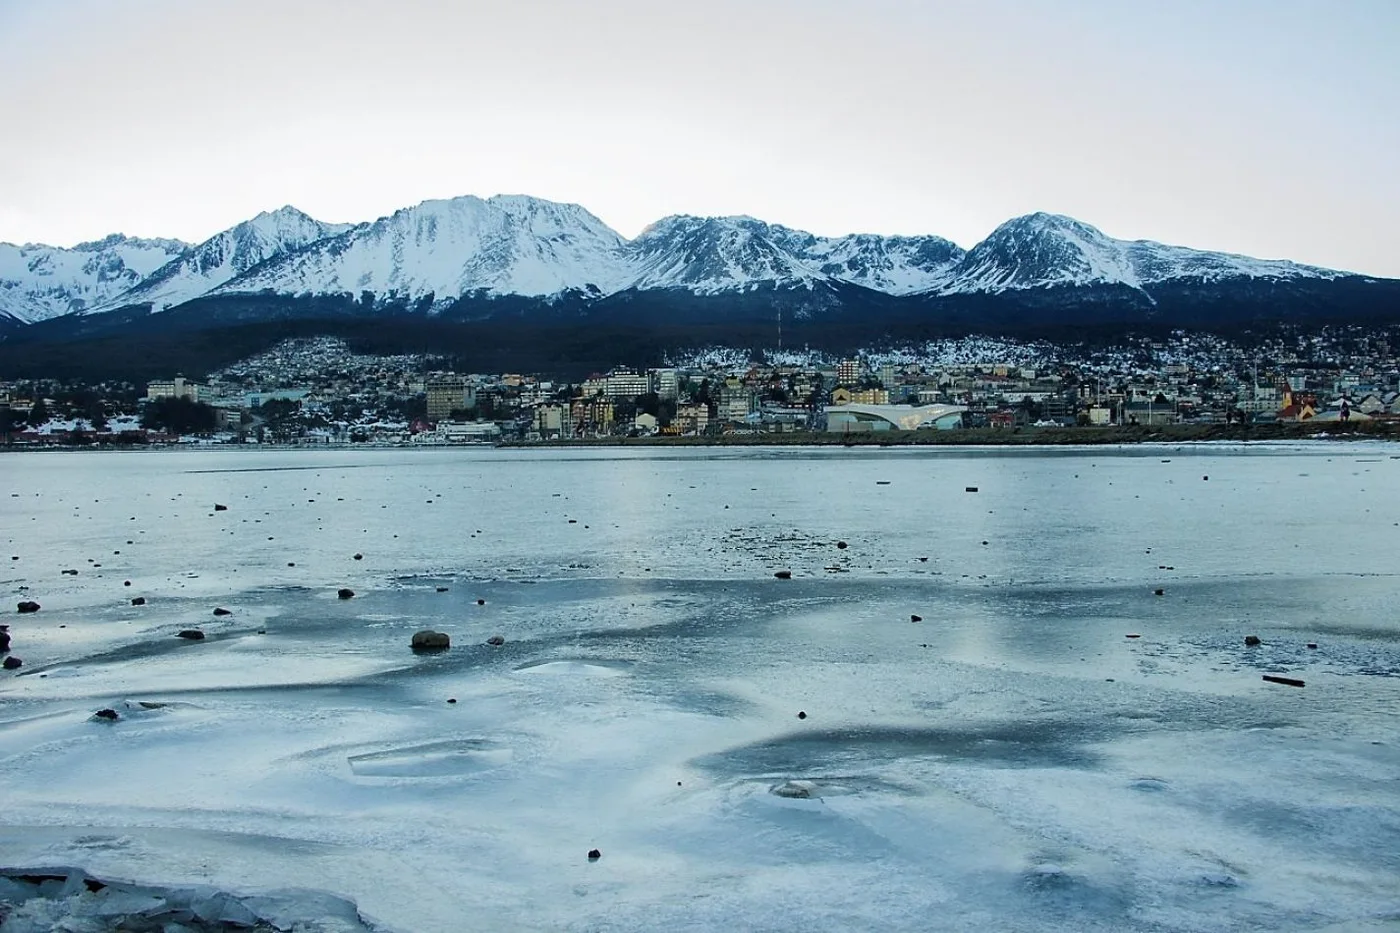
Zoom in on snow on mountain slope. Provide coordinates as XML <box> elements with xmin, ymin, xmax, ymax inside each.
<box><xmin>770</xmin><ymin>228</ymin><xmax>965</xmax><ymax>294</ymax></box>
<box><xmin>5</xmin><ymin>200</ymin><xmax>1361</xmax><ymax>325</ymax></box>
<box><xmin>625</xmin><ymin>216</ymin><xmax>834</xmax><ymax>293</ymax></box>
<box><xmin>1122</xmin><ymin>237</ymin><xmax>1348</xmax><ymax>286</ymax></box>
<box><xmin>942</xmin><ymin>212</ymin><xmax>1347</xmax><ymax>295</ymax></box>
<box><xmin>93</xmin><ymin>207</ymin><xmax>355</xmax><ymax>314</ymax></box>
<box><xmin>624</xmin><ymin>217</ymin><xmax>966</xmax><ymax>295</ymax></box>
<box><xmin>214</xmin><ymin>195</ymin><xmax>629</xmax><ymax>303</ymax></box>
<box><xmin>0</xmin><ymin>234</ymin><xmax>189</xmax><ymax>324</ymax></box>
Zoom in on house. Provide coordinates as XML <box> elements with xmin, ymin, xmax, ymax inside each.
<box><xmin>673</xmin><ymin>403</ymin><xmax>711</xmax><ymax>435</ymax></box>
<box><xmin>534</xmin><ymin>403</ymin><xmax>566</xmax><ymax>439</ymax></box>
<box><xmin>1277</xmin><ymin>390</ymin><xmax>1317</xmax><ymax>422</ymax></box>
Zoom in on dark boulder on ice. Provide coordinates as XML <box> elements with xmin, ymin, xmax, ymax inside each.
<box><xmin>774</xmin><ymin>570</ymin><xmax>792</xmax><ymax>580</ymax></box>
<box><xmin>836</xmin><ymin>541</ymin><xmax>848</xmax><ymax>550</ymax></box>
<box><xmin>214</xmin><ymin>503</ymin><xmax>228</xmax><ymax>511</ymax></box>
<box><xmin>338</xmin><ymin>588</ymin><xmax>355</xmax><ymax>599</ymax></box>
<box><xmin>3</xmin><ymin>656</ymin><xmax>20</xmax><ymax>670</ymax></box>
<box><xmin>587</xmin><ymin>849</ymin><xmax>602</xmax><ymax>861</ymax></box>
<box><xmin>486</xmin><ymin>635</ymin><xmax>505</xmax><ymax>646</ymax></box>
<box><xmin>353</xmin><ymin>553</ymin><xmax>363</xmax><ymax>560</ymax></box>
<box><xmin>797</xmin><ymin>710</ymin><xmax>807</xmax><ymax>720</ymax></box>
<box><xmin>176</xmin><ymin>629</ymin><xmax>205</xmax><ymax>640</ymax></box>
<box><xmin>212</xmin><ymin>607</ymin><xmax>232</xmax><ymax>616</ymax></box>
<box><xmin>910</xmin><ymin>614</ymin><xmax>923</xmax><ymax>622</ymax></box>
<box><xmin>1244</xmin><ymin>635</ymin><xmax>1262</xmax><ymax>647</ymax></box>
<box><xmin>130</xmin><ymin>597</ymin><xmax>146</xmax><ymax>606</ymax></box>
<box><xmin>0</xmin><ymin>629</ymin><xmax>8</xmax><ymax>653</ymax></box>
<box><xmin>16</xmin><ymin>600</ymin><xmax>40</xmax><ymax>614</ymax></box>
<box><xmin>436</xmin><ymin>586</ymin><xmax>449</xmax><ymax>592</ymax></box>
<box><xmin>412</xmin><ymin>630</ymin><xmax>450</xmax><ymax>652</ymax></box>
<box><xmin>93</xmin><ymin>708</ymin><xmax>120</xmax><ymax>721</ymax></box>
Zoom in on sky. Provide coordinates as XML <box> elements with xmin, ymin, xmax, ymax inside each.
<box><xmin>1</xmin><ymin>0</ymin><xmax>1397</xmax><ymax>276</ymax></box>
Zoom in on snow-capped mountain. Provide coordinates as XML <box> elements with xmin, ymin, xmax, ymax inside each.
<box><xmin>624</xmin><ymin>216</ymin><xmax>966</xmax><ymax>296</ymax></box>
<box><xmin>0</xmin><ymin>234</ymin><xmax>188</xmax><ymax>324</ymax></box>
<box><xmin>625</xmin><ymin>216</ymin><xmax>833</xmax><ymax>294</ymax></box>
<box><xmin>941</xmin><ymin>212</ymin><xmax>1346</xmax><ymax>295</ymax></box>
<box><xmin>3</xmin><ymin>196</ymin><xmax>1372</xmax><ymax>335</ymax></box>
<box><xmin>91</xmin><ymin>206</ymin><xmax>355</xmax><ymax>314</ymax></box>
<box><xmin>770</xmin><ymin>228</ymin><xmax>965</xmax><ymax>294</ymax></box>
<box><xmin>212</xmin><ymin>195</ymin><xmax>629</xmax><ymax>303</ymax></box>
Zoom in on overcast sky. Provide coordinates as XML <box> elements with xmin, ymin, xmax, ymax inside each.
<box><xmin>1</xmin><ymin>0</ymin><xmax>1396</xmax><ymax>275</ymax></box>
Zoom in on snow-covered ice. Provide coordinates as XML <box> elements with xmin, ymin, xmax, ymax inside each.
<box><xmin>2</xmin><ymin>445</ymin><xmax>1398</xmax><ymax>931</ymax></box>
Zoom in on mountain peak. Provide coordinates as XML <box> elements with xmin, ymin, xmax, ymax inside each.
<box><xmin>256</xmin><ymin>204</ymin><xmax>317</xmax><ymax>222</ymax></box>
<box><xmin>0</xmin><ymin>234</ymin><xmax>189</xmax><ymax>324</ymax></box>
<box><xmin>2</xmin><ymin>195</ymin><xmax>1362</xmax><ymax>327</ymax></box>
<box><xmin>211</xmin><ymin>192</ymin><xmax>632</xmax><ymax>302</ymax></box>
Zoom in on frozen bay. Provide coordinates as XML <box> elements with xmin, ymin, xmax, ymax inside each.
<box><xmin>1</xmin><ymin>444</ymin><xmax>1398</xmax><ymax>931</ymax></box>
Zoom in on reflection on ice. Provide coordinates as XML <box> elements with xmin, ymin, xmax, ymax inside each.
<box><xmin>346</xmin><ymin>739</ymin><xmax>512</xmax><ymax>778</ymax></box>
<box><xmin>2</xmin><ymin>446</ymin><xmax>1399</xmax><ymax>931</ymax></box>
<box><xmin>513</xmin><ymin>658</ymin><xmax>633</xmax><ymax>677</ymax></box>
<box><xmin>695</xmin><ymin>721</ymin><xmax>1106</xmax><ymax>774</ymax></box>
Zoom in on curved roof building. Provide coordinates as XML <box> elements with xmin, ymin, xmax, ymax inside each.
<box><xmin>825</xmin><ymin>403</ymin><xmax>967</xmax><ymax>432</ymax></box>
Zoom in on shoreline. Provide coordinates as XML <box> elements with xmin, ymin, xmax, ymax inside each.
<box><xmin>3</xmin><ymin>421</ymin><xmax>1396</xmax><ymax>453</ymax></box>
<box><xmin>501</xmin><ymin>421</ymin><xmax>1400</xmax><ymax>448</ymax></box>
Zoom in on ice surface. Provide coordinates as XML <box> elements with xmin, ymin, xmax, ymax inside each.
<box><xmin>2</xmin><ymin>445</ymin><xmax>1398</xmax><ymax>931</ymax></box>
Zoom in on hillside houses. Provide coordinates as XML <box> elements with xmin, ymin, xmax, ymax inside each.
<box><xmin>3</xmin><ymin>329</ymin><xmax>1398</xmax><ymax>445</ymax></box>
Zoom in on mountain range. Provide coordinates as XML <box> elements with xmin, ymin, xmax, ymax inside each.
<box><xmin>1</xmin><ymin>194</ymin><xmax>1396</xmax><ymax>379</ymax></box>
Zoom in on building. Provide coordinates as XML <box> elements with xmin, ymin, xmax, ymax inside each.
<box><xmin>438</xmin><ymin>421</ymin><xmax>501</xmax><ymax>442</ymax></box>
<box><xmin>426</xmin><ymin>378</ymin><xmax>474</xmax><ymax>420</ymax></box>
<box><xmin>146</xmin><ymin>377</ymin><xmax>207</xmax><ymax>403</ymax></box>
<box><xmin>534</xmin><ymin>403</ymin><xmax>566</xmax><ymax>439</ymax></box>
<box><xmin>570</xmin><ymin>397</ymin><xmax>615</xmax><ymax>436</ymax></box>
<box><xmin>836</xmin><ymin>359</ymin><xmax>861</xmax><ymax>386</ymax></box>
<box><xmin>605</xmin><ymin>371</ymin><xmax>650</xmax><ymax>399</ymax></box>
<box><xmin>825</xmin><ymin>403</ymin><xmax>967</xmax><ymax>432</ymax></box>
<box><xmin>244</xmin><ymin>388</ymin><xmax>310</xmax><ymax>408</ymax></box>
<box><xmin>1122</xmin><ymin>402</ymin><xmax>1176</xmax><ymax>426</ymax></box>
<box><xmin>718</xmin><ymin>379</ymin><xmax>756</xmax><ymax>423</ymax></box>
<box><xmin>832</xmin><ymin>386</ymin><xmax>890</xmax><ymax>406</ymax></box>
<box><xmin>652</xmin><ymin>369</ymin><xmax>680</xmax><ymax>401</ymax></box>
<box><xmin>674</xmin><ymin>403</ymin><xmax>711</xmax><ymax>435</ymax></box>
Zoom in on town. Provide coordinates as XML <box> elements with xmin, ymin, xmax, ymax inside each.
<box><xmin>2</xmin><ymin>328</ymin><xmax>1398</xmax><ymax>446</ymax></box>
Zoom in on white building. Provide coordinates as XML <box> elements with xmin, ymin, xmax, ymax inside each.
<box><xmin>605</xmin><ymin>371</ymin><xmax>651</xmax><ymax>399</ymax></box>
<box><xmin>652</xmin><ymin>369</ymin><xmax>680</xmax><ymax>401</ymax></box>
<box><xmin>146</xmin><ymin>377</ymin><xmax>206</xmax><ymax>403</ymax></box>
